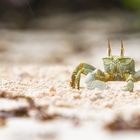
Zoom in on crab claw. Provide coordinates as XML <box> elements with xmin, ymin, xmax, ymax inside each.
<box><xmin>85</xmin><ymin>72</ymin><xmax>108</xmax><ymax>90</ymax></box>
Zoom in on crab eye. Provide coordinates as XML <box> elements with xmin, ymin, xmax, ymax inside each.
<box><xmin>103</xmin><ymin>58</ymin><xmax>113</xmax><ymax>64</ymax></box>
<box><xmin>119</xmin><ymin>58</ymin><xmax>132</xmax><ymax>65</ymax></box>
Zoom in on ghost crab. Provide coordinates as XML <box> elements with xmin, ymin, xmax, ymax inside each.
<box><xmin>70</xmin><ymin>40</ymin><xmax>140</xmax><ymax>92</ymax></box>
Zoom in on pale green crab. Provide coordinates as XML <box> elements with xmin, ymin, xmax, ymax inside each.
<box><xmin>70</xmin><ymin>40</ymin><xmax>140</xmax><ymax>92</ymax></box>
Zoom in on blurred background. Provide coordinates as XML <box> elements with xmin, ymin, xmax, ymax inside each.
<box><xmin>0</xmin><ymin>0</ymin><xmax>140</xmax><ymax>67</ymax></box>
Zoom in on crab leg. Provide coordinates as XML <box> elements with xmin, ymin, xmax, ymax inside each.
<box><xmin>123</xmin><ymin>69</ymin><xmax>140</xmax><ymax>92</ymax></box>
<box><xmin>123</xmin><ymin>74</ymin><xmax>134</xmax><ymax>92</ymax></box>
<box><xmin>70</xmin><ymin>63</ymin><xmax>96</xmax><ymax>89</ymax></box>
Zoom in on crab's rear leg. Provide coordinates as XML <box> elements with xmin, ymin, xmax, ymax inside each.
<box><xmin>70</xmin><ymin>63</ymin><xmax>96</xmax><ymax>89</ymax></box>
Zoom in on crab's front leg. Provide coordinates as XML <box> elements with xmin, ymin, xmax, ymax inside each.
<box><xmin>70</xmin><ymin>63</ymin><xmax>96</xmax><ymax>89</ymax></box>
<box><xmin>123</xmin><ymin>74</ymin><xmax>134</xmax><ymax>92</ymax></box>
<box><xmin>123</xmin><ymin>70</ymin><xmax>140</xmax><ymax>92</ymax></box>
<box><xmin>85</xmin><ymin>69</ymin><xmax>109</xmax><ymax>90</ymax></box>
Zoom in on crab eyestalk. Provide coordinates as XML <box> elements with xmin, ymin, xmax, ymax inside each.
<box><xmin>107</xmin><ymin>39</ymin><xmax>111</xmax><ymax>57</ymax></box>
<box><xmin>120</xmin><ymin>40</ymin><xmax>124</xmax><ymax>57</ymax></box>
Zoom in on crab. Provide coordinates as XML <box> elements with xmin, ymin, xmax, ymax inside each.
<box><xmin>70</xmin><ymin>40</ymin><xmax>140</xmax><ymax>92</ymax></box>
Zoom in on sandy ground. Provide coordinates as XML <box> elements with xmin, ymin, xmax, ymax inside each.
<box><xmin>1</xmin><ymin>12</ymin><xmax>140</xmax><ymax>140</ymax></box>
